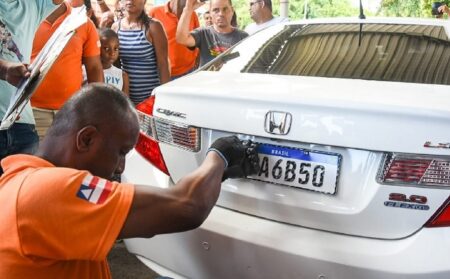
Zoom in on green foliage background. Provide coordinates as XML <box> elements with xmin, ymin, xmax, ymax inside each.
<box><xmin>230</xmin><ymin>0</ymin><xmax>446</xmax><ymax>29</ymax></box>
<box><xmin>377</xmin><ymin>0</ymin><xmax>447</xmax><ymax>17</ymax></box>
<box><xmin>233</xmin><ymin>0</ymin><xmax>360</xmax><ymax>28</ymax></box>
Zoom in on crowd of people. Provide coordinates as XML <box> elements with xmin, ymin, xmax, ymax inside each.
<box><xmin>0</xmin><ymin>0</ymin><xmax>286</xmax><ymax>172</ymax></box>
<box><xmin>1</xmin><ymin>0</ymin><xmax>287</xmax><ymax>154</ymax></box>
<box><xmin>0</xmin><ymin>0</ymin><xmax>271</xmax><ymax>277</ymax></box>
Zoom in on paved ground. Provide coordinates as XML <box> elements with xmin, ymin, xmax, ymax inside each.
<box><xmin>108</xmin><ymin>242</ymin><xmax>160</xmax><ymax>279</ymax></box>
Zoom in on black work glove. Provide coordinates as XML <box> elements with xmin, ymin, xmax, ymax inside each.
<box><xmin>208</xmin><ymin>136</ymin><xmax>260</xmax><ymax>181</ymax></box>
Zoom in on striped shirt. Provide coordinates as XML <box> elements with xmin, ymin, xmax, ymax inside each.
<box><xmin>118</xmin><ymin>23</ymin><xmax>160</xmax><ymax>105</ymax></box>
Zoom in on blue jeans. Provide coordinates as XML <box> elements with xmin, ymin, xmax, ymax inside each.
<box><xmin>0</xmin><ymin>123</ymin><xmax>39</xmax><ymax>175</ymax></box>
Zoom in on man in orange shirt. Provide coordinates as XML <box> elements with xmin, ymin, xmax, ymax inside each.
<box><xmin>31</xmin><ymin>0</ymin><xmax>103</xmax><ymax>140</ymax></box>
<box><xmin>149</xmin><ymin>0</ymin><xmax>200</xmax><ymax>79</ymax></box>
<box><xmin>0</xmin><ymin>83</ymin><xmax>259</xmax><ymax>278</ymax></box>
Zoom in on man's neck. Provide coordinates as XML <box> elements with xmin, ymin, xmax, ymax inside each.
<box><xmin>35</xmin><ymin>148</ymin><xmax>64</xmax><ymax>169</ymax></box>
<box><xmin>256</xmin><ymin>12</ymin><xmax>274</xmax><ymax>25</ymax></box>
<box><xmin>213</xmin><ymin>24</ymin><xmax>234</xmax><ymax>34</ymax></box>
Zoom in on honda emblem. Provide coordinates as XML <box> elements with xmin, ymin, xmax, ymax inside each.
<box><xmin>265</xmin><ymin>111</ymin><xmax>292</xmax><ymax>135</ymax></box>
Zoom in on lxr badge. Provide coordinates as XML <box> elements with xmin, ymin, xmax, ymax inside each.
<box><xmin>77</xmin><ymin>174</ymin><xmax>112</xmax><ymax>204</ymax></box>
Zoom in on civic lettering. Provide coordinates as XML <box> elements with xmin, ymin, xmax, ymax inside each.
<box><xmin>156</xmin><ymin>108</ymin><xmax>186</xmax><ymax>119</ymax></box>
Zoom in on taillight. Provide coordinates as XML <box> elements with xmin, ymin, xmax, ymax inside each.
<box><xmin>154</xmin><ymin>120</ymin><xmax>200</xmax><ymax>152</ymax></box>
<box><xmin>425</xmin><ymin>196</ymin><xmax>450</xmax><ymax>227</ymax></box>
<box><xmin>378</xmin><ymin>153</ymin><xmax>450</xmax><ymax>187</ymax></box>
<box><xmin>135</xmin><ymin>96</ymin><xmax>169</xmax><ymax>175</ymax></box>
<box><xmin>134</xmin><ymin>96</ymin><xmax>201</xmax><ymax>175</ymax></box>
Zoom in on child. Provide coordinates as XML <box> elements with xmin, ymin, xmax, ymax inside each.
<box><xmin>99</xmin><ymin>28</ymin><xmax>129</xmax><ymax>95</ymax></box>
<box><xmin>83</xmin><ymin>28</ymin><xmax>129</xmax><ymax>94</ymax></box>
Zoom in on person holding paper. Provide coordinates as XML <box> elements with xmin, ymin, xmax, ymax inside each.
<box><xmin>0</xmin><ymin>0</ymin><xmax>64</xmax><ymax>175</ymax></box>
<box><xmin>29</xmin><ymin>0</ymin><xmax>104</xmax><ymax>140</ymax></box>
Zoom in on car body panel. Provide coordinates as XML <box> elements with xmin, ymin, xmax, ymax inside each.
<box><xmin>123</xmin><ymin>204</ymin><xmax>450</xmax><ymax>279</ymax></box>
<box><xmin>150</xmin><ymin>72</ymin><xmax>450</xmax><ymax>238</ymax></box>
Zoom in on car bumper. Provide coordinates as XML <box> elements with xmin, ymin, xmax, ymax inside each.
<box><xmin>122</xmin><ymin>152</ymin><xmax>450</xmax><ymax>279</ymax></box>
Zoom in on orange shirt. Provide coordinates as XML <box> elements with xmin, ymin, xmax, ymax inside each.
<box><xmin>30</xmin><ymin>3</ymin><xmax>100</xmax><ymax>110</ymax></box>
<box><xmin>149</xmin><ymin>3</ymin><xmax>199</xmax><ymax>76</ymax></box>
<box><xmin>0</xmin><ymin>155</ymin><xmax>134</xmax><ymax>278</ymax></box>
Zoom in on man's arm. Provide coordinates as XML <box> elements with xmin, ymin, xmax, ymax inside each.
<box><xmin>148</xmin><ymin>20</ymin><xmax>171</xmax><ymax>84</ymax></box>
<box><xmin>0</xmin><ymin>60</ymin><xmax>30</xmax><ymax>87</ymax></box>
<box><xmin>94</xmin><ymin>0</ymin><xmax>111</xmax><ymax>13</ymax></box>
<box><xmin>176</xmin><ymin>0</ymin><xmax>198</xmax><ymax>47</ymax></box>
<box><xmin>83</xmin><ymin>56</ymin><xmax>104</xmax><ymax>83</ymax></box>
<box><xmin>122</xmin><ymin>71</ymin><xmax>129</xmax><ymax>96</ymax></box>
<box><xmin>99</xmin><ymin>11</ymin><xmax>115</xmax><ymax>28</ymax></box>
<box><xmin>111</xmin><ymin>21</ymin><xmax>119</xmax><ymax>33</ymax></box>
<box><xmin>94</xmin><ymin>0</ymin><xmax>116</xmax><ymax>28</ymax></box>
<box><xmin>82</xmin><ymin>21</ymin><xmax>104</xmax><ymax>83</ymax></box>
<box><xmin>53</xmin><ymin>0</ymin><xmax>64</xmax><ymax>4</ymax></box>
<box><xmin>438</xmin><ymin>4</ymin><xmax>450</xmax><ymax>16</ymax></box>
<box><xmin>118</xmin><ymin>137</ymin><xmax>260</xmax><ymax>239</ymax></box>
<box><xmin>119</xmin><ymin>151</ymin><xmax>225</xmax><ymax>238</ymax></box>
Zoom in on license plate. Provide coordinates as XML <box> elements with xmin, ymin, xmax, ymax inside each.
<box><xmin>249</xmin><ymin>144</ymin><xmax>341</xmax><ymax>194</ymax></box>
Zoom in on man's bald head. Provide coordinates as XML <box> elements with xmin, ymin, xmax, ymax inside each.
<box><xmin>40</xmin><ymin>83</ymin><xmax>140</xmax><ymax>179</ymax></box>
<box><xmin>47</xmin><ymin>83</ymin><xmax>137</xmax><ymax>138</ymax></box>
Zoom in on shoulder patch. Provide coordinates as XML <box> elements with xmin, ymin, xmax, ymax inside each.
<box><xmin>76</xmin><ymin>174</ymin><xmax>113</xmax><ymax>204</ymax></box>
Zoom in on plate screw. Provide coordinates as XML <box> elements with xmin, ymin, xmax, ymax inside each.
<box><xmin>202</xmin><ymin>241</ymin><xmax>210</xmax><ymax>251</ymax></box>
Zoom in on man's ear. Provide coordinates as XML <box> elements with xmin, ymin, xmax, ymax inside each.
<box><xmin>76</xmin><ymin>125</ymin><xmax>99</xmax><ymax>152</ymax></box>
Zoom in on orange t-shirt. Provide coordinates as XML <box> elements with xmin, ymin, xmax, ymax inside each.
<box><xmin>149</xmin><ymin>3</ymin><xmax>199</xmax><ymax>76</ymax></box>
<box><xmin>30</xmin><ymin>3</ymin><xmax>100</xmax><ymax>110</ymax></box>
<box><xmin>0</xmin><ymin>155</ymin><xmax>134</xmax><ymax>278</ymax></box>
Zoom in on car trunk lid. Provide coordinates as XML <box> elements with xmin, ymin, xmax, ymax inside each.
<box><xmin>152</xmin><ymin>71</ymin><xmax>450</xmax><ymax>239</ymax></box>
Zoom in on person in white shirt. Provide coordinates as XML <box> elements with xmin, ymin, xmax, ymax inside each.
<box><xmin>245</xmin><ymin>0</ymin><xmax>288</xmax><ymax>35</ymax></box>
<box><xmin>98</xmin><ymin>28</ymin><xmax>128</xmax><ymax>94</ymax></box>
<box><xmin>83</xmin><ymin>28</ymin><xmax>129</xmax><ymax>94</ymax></box>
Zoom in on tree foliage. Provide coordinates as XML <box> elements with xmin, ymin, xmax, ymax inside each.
<box><xmin>233</xmin><ymin>0</ymin><xmax>362</xmax><ymax>29</ymax></box>
<box><xmin>377</xmin><ymin>0</ymin><xmax>446</xmax><ymax>17</ymax></box>
<box><xmin>214</xmin><ymin>0</ymin><xmax>443</xmax><ymax>30</ymax></box>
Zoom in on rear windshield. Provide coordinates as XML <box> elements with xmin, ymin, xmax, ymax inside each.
<box><xmin>241</xmin><ymin>23</ymin><xmax>450</xmax><ymax>85</ymax></box>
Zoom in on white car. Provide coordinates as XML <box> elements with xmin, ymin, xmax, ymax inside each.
<box><xmin>122</xmin><ymin>18</ymin><xmax>450</xmax><ymax>279</ymax></box>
